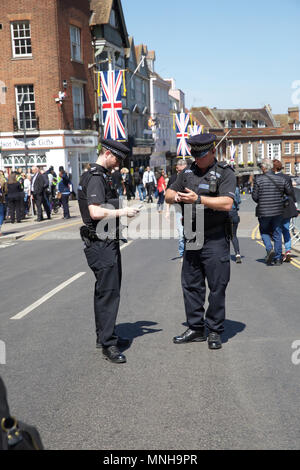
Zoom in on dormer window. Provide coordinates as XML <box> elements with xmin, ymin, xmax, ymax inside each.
<box><xmin>246</xmin><ymin>121</ymin><xmax>253</xmax><ymax>128</ymax></box>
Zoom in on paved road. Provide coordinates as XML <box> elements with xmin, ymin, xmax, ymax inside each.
<box><xmin>1</xmin><ymin>196</ymin><xmax>300</xmax><ymax>450</ymax></box>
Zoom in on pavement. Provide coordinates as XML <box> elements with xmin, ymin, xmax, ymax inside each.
<box><xmin>1</xmin><ymin>195</ymin><xmax>300</xmax><ymax>450</ymax></box>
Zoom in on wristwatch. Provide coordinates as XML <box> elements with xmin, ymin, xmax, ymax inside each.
<box><xmin>197</xmin><ymin>195</ymin><xmax>202</xmax><ymax>204</ymax></box>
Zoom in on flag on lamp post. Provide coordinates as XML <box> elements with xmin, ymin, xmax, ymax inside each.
<box><xmin>176</xmin><ymin>112</ymin><xmax>191</xmax><ymax>157</ymax></box>
<box><xmin>100</xmin><ymin>70</ymin><xmax>126</xmax><ymax>141</ymax></box>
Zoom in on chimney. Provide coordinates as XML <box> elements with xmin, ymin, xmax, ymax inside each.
<box><xmin>288</xmin><ymin>107</ymin><xmax>299</xmax><ymax>121</ymax></box>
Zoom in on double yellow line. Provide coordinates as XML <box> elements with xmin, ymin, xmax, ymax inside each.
<box><xmin>252</xmin><ymin>223</ymin><xmax>300</xmax><ymax>269</ymax></box>
<box><xmin>23</xmin><ymin>220</ymin><xmax>81</xmax><ymax>241</ymax></box>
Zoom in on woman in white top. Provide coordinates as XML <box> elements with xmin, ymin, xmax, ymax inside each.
<box><xmin>23</xmin><ymin>173</ymin><xmax>31</xmax><ymax>216</ymax></box>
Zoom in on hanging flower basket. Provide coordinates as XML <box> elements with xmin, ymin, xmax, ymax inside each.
<box><xmin>248</xmin><ymin>162</ymin><xmax>254</xmax><ymax>166</ymax></box>
<box><xmin>238</xmin><ymin>163</ymin><xmax>244</xmax><ymax>167</ymax></box>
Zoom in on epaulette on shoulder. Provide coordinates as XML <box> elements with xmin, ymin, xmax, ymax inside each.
<box><xmin>89</xmin><ymin>166</ymin><xmax>104</xmax><ymax>176</ymax></box>
<box><xmin>217</xmin><ymin>161</ymin><xmax>234</xmax><ymax>171</ymax></box>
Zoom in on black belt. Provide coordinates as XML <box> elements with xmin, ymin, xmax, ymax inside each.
<box><xmin>80</xmin><ymin>226</ymin><xmax>127</xmax><ymax>245</ymax></box>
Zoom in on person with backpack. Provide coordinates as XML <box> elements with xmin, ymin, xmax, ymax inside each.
<box><xmin>252</xmin><ymin>158</ymin><xmax>293</xmax><ymax>265</ymax></box>
<box><xmin>229</xmin><ymin>183</ymin><xmax>242</xmax><ymax>263</ymax></box>
<box><xmin>273</xmin><ymin>159</ymin><xmax>298</xmax><ymax>262</ymax></box>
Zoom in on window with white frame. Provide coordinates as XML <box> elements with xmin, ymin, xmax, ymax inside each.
<box><xmin>294</xmin><ymin>142</ymin><xmax>300</xmax><ymax>154</ymax></box>
<box><xmin>70</xmin><ymin>25</ymin><xmax>81</xmax><ymax>62</ymax></box>
<box><xmin>258</xmin><ymin>142</ymin><xmax>264</xmax><ymax>159</ymax></box>
<box><xmin>295</xmin><ymin>162</ymin><xmax>300</xmax><ymax>174</ymax></box>
<box><xmin>267</xmin><ymin>142</ymin><xmax>281</xmax><ymax>160</ymax></box>
<box><xmin>284</xmin><ymin>142</ymin><xmax>291</xmax><ymax>154</ymax></box>
<box><xmin>246</xmin><ymin>120</ymin><xmax>253</xmax><ymax>128</ymax></box>
<box><xmin>225</xmin><ymin>120</ymin><xmax>232</xmax><ymax>128</ymax></box>
<box><xmin>247</xmin><ymin>143</ymin><xmax>253</xmax><ymax>162</ymax></box>
<box><xmin>235</xmin><ymin>120</ymin><xmax>242</xmax><ymax>128</ymax></box>
<box><xmin>15</xmin><ymin>84</ymin><xmax>36</xmax><ymax>130</ymax></box>
<box><xmin>273</xmin><ymin>143</ymin><xmax>280</xmax><ymax>159</ymax></box>
<box><xmin>237</xmin><ymin>143</ymin><xmax>243</xmax><ymax>164</ymax></box>
<box><xmin>258</xmin><ymin>120</ymin><xmax>266</xmax><ymax>128</ymax></box>
<box><xmin>72</xmin><ymin>84</ymin><xmax>85</xmax><ymax>127</ymax></box>
<box><xmin>294</xmin><ymin>123</ymin><xmax>300</xmax><ymax>130</ymax></box>
<box><xmin>11</xmin><ymin>21</ymin><xmax>32</xmax><ymax>57</ymax></box>
<box><xmin>285</xmin><ymin>163</ymin><xmax>291</xmax><ymax>174</ymax></box>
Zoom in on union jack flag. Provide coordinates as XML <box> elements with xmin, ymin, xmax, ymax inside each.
<box><xmin>189</xmin><ymin>123</ymin><xmax>204</xmax><ymax>136</ymax></box>
<box><xmin>100</xmin><ymin>70</ymin><xmax>126</xmax><ymax>140</ymax></box>
<box><xmin>176</xmin><ymin>113</ymin><xmax>191</xmax><ymax>157</ymax></box>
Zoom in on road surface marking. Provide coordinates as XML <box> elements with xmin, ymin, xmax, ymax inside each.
<box><xmin>10</xmin><ymin>272</ymin><xmax>86</xmax><ymax>320</ymax></box>
<box><xmin>23</xmin><ymin>220</ymin><xmax>82</xmax><ymax>241</ymax></box>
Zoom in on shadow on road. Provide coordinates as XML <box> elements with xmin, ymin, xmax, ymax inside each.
<box><xmin>222</xmin><ymin>319</ymin><xmax>246</xmax><ymax>344</ymax></box>
<box><xmin>116</xmin><ymin>321</ymin><xmax>163</xmax><ymax>352</ymax></box>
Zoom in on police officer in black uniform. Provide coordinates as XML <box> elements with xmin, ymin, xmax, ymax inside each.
<box><xmin>78</xmin><ymin>139</ymin><xmax>139</xmax><ymax>363</ymax></box>
<box><xmin>165</xmin><ymin>134</ymin><xmax>236</xmax><ymax>349</ymax></box>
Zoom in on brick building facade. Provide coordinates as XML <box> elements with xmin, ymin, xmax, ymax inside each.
<box><xmin>190</xmin><ymin>106</ymin><xmax>300</xmax><ymax>185</ymax></box>
<box><xmin>0</xmin><ymin>0</ymin><xmax>98</xmax><ymax>191</ymax></box>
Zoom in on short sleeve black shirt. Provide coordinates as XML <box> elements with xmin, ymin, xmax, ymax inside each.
<box><xmin>169</xmin><ymin>160</ymin><xmax>236</xmax><ymax>232</ymax></box>
<box><xmin>86</xmin><ymin>164</ymin><xmax>108</xmax><ymax>206</ymax></box>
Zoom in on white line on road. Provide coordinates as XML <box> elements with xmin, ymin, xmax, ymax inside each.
<box><xmin>10</xmin><ymin>272</ymin><xmax>86</xmax><ymax>320</ymax></box>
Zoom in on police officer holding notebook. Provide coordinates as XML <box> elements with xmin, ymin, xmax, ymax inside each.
<box><xmin>165</xmin><ymin>134</ymin><xmax>236</xmax><ymax>349</ymax></box>
<box><xmin>78</xmin><ymin>139</ymin><xmax>139</xmax><ymax>364</ymax></box>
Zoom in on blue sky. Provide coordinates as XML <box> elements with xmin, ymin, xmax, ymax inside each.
<box><xmin>122</xmin><ymin>0</ymin><xmax>300</xmax><ymax>113</ymax></box>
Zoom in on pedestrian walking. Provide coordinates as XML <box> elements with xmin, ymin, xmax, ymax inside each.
<box><xmin>229</xmin><ymin>184</ymin><xmax>242</xmax><ymax>263</ymax></box>
<box><xmin>0</xmin><ymin>172</ymin><xmax>8</xmax><ymax>235</ymax></box>
<box><xmin>121</xmin><ymin>167</ymin><xmax>133</xmax><ymax>200</ymax></box>
<box><xmin>78</xmin><ymin>139</ymin><xmax>139</xmax><ymax>364</ymax></box>
<box><xmin>7</xmin><ymin>172</ymin><xmax>24</xmax><ymax>224</ymax></box>
<box><xmin>58</xmin><ymin>167</ymin><xmax>71</xmax><ymax>219</ymax></box>
<box><xmin>23</xmin><ymin>173</ymin><xmax>31</xmax><ymax>216</ymax></box>
<box><xmin>273</xmin><ymin>159</ymin><xmax>298</xmax><ymax>262</ymax></box>
<box><xmin>111</xmin><ymin>166</ymin><xmax>123</xmax><ymax>198</ymax></box>
<box><xmin>166</xmin><ymin>134</ymin><xmax>236</xmax><ymax>350</ymax></box>
<box><xmin>157</xmin><ymin>170</ymin><xmax>166</xmax><ymax>212</ymax></box>
<box><xmin>31</xmin><ymin>167</ymin><xmax>51</xmax><ymax>221</ymax></box>
<box><xmin>252</xmin><ymin>158</ymin><xmax>293</xmax><ymax>265</ymax></box>
<box><xmin>143</xmin><ymin>166</ymin><xmax>157</xmax><ymax>203</ymax></box>
<box><xmin>166</xmin><ymin>159</ymin><xmax>188</xmax><ymax>259</ymax></box>
<box><xmin>136</xmin><ymin>167</ymin><xmax>146</xmax><ymax>201</ymax></box>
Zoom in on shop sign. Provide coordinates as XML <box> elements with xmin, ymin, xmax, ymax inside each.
<box><xmin>65</xmin><ymin>135</ymin><xmax>98</xmax><ymax>148</ymax></box>
<box><xmin>132</xmin><ymin>147</ymin><xmax>151</xmax><ymax>155</ymax></box>
<box><xmin>0</xmin><ymin>136</ymin><xmax>63</xmax><ymax>150</ymax></box>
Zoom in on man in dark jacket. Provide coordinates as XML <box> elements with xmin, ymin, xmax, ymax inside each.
<box><xmin>252</xmin><ymin>158</ymin><xmax>293</xmax><ymax>265</ymax></box>
<box><xmin>31</xmin><ymin>167</ymin><xmax>51</xmax><ymax>221</ymax></box>
<box><xmin>273</xmin><ymin>159</ymin><xmax>298</xmax><ymax>262</ymax></box>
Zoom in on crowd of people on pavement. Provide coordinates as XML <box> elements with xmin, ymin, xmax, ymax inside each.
<box><xmin>0</xmin><ymin>158</ymin><xmax>298</xmax><ymax>268</ymax></box>
<box><xmin>0</xmin><ymin>166</ymin><xmax>73</xmax><ymax>235</ymax></box>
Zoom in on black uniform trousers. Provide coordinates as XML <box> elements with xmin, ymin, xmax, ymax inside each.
<box><xmin>84</xmin><ymin>239</ymin><xmax>122</xmax><ymax>347</ymax></box>
<box><xmin>182</xmin><ymin>231</ymin><xmax>230</xmax><ymax>334</ymax></box>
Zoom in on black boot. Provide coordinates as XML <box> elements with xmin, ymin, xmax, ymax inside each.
<box><xmin>102</xmin><ymin>346</ymin><xmax>126</xmax><ymax>363</ymax></box>
<box><xmin>207</xmin><ymin>332</ymin><xmax>222</xmax><ymax>350</ymax></box>
<box><xmin>173</xmin><ymin>328</ymin><xmax>206</xmax><ymax>344</ymax></box>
